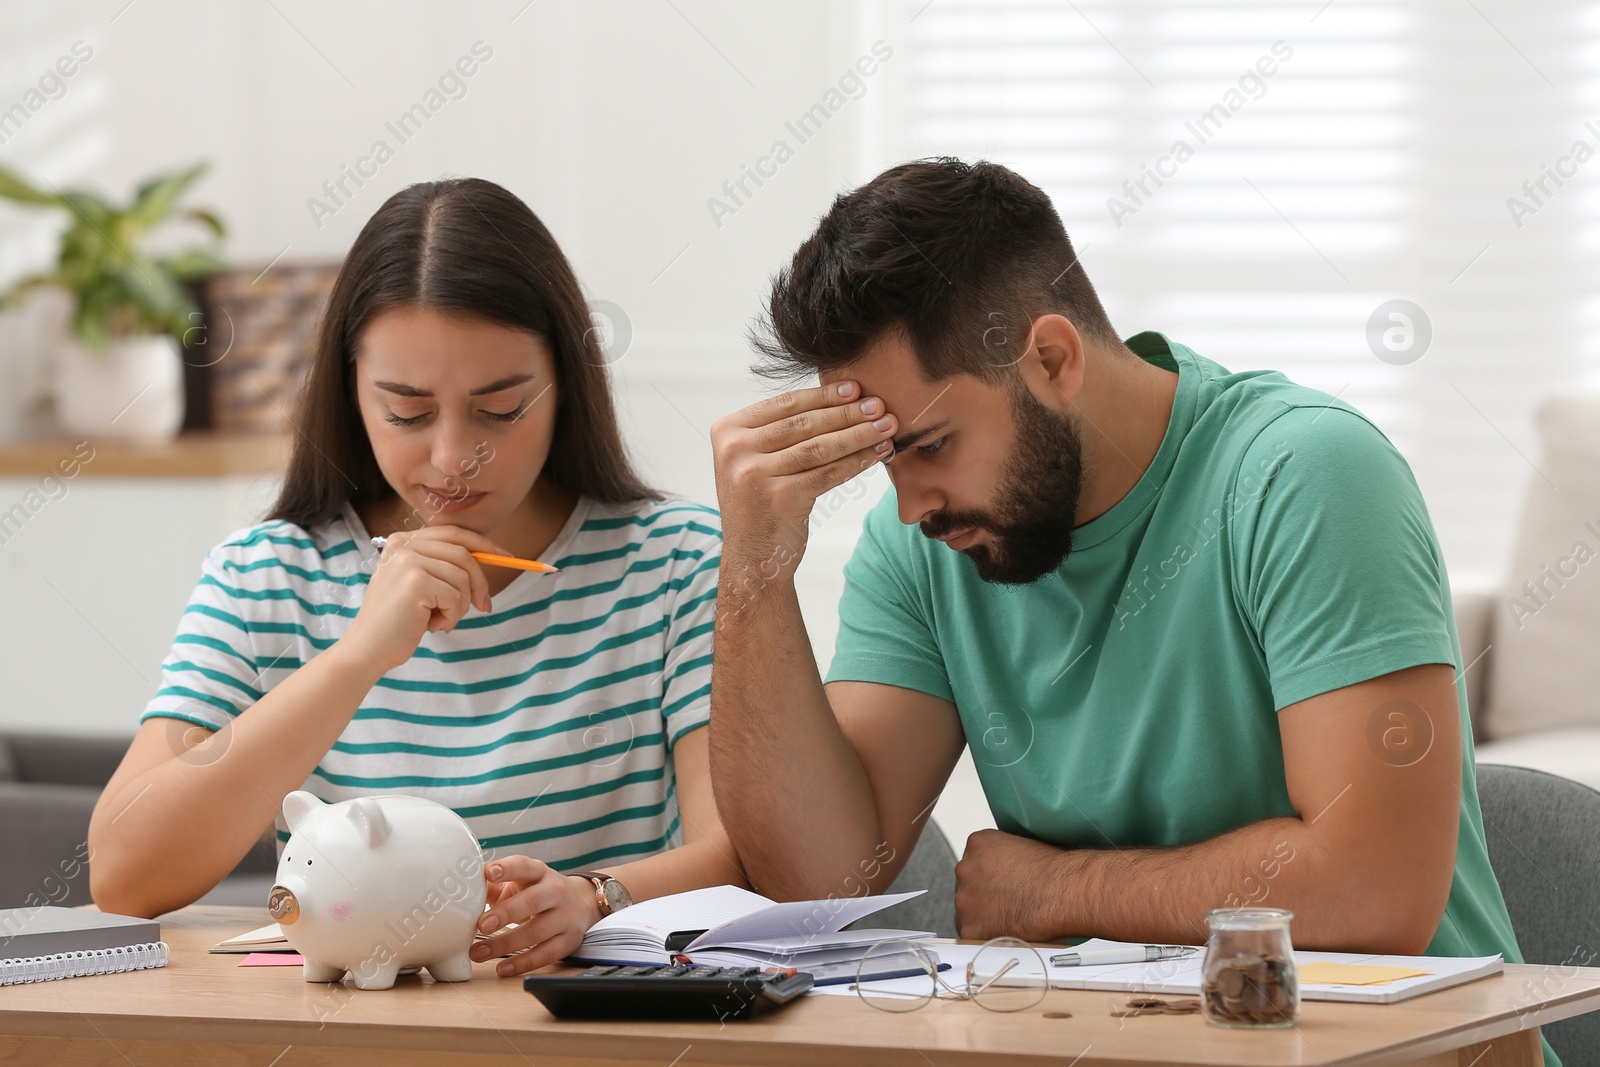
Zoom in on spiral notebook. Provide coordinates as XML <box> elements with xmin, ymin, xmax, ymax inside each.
<box><xmin>0</xmin><ymin>906</ymin><xmax>168</xmax><ymax>985</ymax></box>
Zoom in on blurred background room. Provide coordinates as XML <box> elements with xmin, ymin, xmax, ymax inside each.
<box><xmin>1</xmin><ymin>0</ymin><xmax>1597</xmax><ymax>877</ymax></box>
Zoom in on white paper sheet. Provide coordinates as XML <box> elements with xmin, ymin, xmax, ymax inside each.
<box><xmin>686</xmin><ymin>891</ymin><xmax>925</xmax><ymax>951</ymax></box>
<box><xmin>580</xmin><ymin>885</ymin><xmax>771</xmax><ymax>946</ymax></box>
<box><xmin>978</xmin><ymin>939</ymin><xmax>1505</xmax><ymax>1004</ymax></box>
<box><xmin>820</xmin><ymin>939</ymin><xmax>1503</xmax><ymax>1005</ymax></box>
<box><xmin>809</xmin><ymin>941</ymin><xmax>984</xmax><ymax>997</ymax></box>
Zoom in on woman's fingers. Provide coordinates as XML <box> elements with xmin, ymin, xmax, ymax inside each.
<box><xmin>483</xmin><ymin>855</ymin><xmax>549</xmax><ymax>887</ymax></box>
<box><xmin>486</xmin><ymin>880</ymin><xmax>517</xmax><ymax>907</ymax></box>
<box><xmin>404</xmin><ymin>558</ymin><xmax>473</xmax><ymax>631</ymax></box>
<box><xmin>405</xmin><ymin>539</ymin><xmax>491</xmax><ymax>614</ymax></box>
<box><xmin>342</xmin><ymin>524</ymin><xmax>502</xmax><ymax>671</ymax></box>
<box><xmin>401</xmin><ymin>523</ymin><xmax>512</xmax><ymax>558</ymax></box>
<box><xmin>475</xmin><ymin>904</ymin><xmax>568</xmax><ymax>969</ymax></box>
<box><xmin>497</xmin><ymin>928</ymin><xmax>582</xmax><ymax>977</ymax></box>
<box><xmin>472</xmin><ymin>860</ymin><xmax>600</xmax><ymax>976</ymax></box>
<box><xmin>479</xmin><ymin>857</ymin><xmax>552</xmax><ymax>932</ymax></box>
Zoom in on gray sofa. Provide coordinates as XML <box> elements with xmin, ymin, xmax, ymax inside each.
<box><xmin>0</xmin><ymin>730</ymin><xmax>276</xmax><ymax>911</ymax></box>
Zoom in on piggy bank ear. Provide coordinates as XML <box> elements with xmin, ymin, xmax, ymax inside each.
<box><xmin>282</xmin><ymin>790</ymin><xmax>323</xmax><ymax>834</ymax></box>
<box><xmin>345</xmin><ymin>798</ymin><xmax>391</xmax><ymax>848</ymax></box>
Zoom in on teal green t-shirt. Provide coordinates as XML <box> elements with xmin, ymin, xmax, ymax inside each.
<box><xmin>827</xmin><ymin>332</ymin><xmax>1525</xmax><ymax>968</ymax></box>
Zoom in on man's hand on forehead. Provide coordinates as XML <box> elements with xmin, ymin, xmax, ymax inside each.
<box><xmin>711</xmin><ymin>378</ymin><xmax>899</xmax><ymax>569</ymax></box>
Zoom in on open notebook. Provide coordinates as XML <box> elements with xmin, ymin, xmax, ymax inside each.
<box><xmin>571</xmin><ymin>885</ymin><xmax>935</xmax><ymax>985</ymax></box>
<box><xmin>211</xmin><ymin>922</ymin><xmax>292</xmax><ymax>953</ymax></box>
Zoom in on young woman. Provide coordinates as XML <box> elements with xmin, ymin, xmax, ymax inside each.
<box><xmin>88</xmin><ymin>178</ymin><xmax>741</xmax><ymax>976</ymax></box>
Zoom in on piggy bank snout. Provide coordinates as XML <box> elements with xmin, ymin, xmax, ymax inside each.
<box><xmin>268</xmin><ymin>884</ymin><xmax>300</xmax><ymax>925</ymax></box>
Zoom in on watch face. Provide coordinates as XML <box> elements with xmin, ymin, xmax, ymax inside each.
<box><xmin>600</xmin><ymin>878</ymin><xmax>632</xmax><ymax>912</ymax></box>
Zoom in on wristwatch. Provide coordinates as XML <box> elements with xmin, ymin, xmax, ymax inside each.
<box><xmin>571</xmin><ymin>871</ymin><xmax>632</xmax><ymax>917</ymax></box>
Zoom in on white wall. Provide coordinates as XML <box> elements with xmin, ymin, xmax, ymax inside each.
<box><xmin>0</xmin><ymin>473</ymin><xmax>278</xmax><ymax>724</ymax></box>
<box><xmin>0</xmin><ymin>0</ymin><xmax>996</xmax><ymax>843</ymax></box>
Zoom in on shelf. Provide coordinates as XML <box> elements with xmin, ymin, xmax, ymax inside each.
<box><xmin>0</xmin><ymin>431</ymin><xmax>291</xmax><ymax>478</ymax></box>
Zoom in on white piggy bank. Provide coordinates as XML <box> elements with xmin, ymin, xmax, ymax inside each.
<box><xmin>267</xmin><ymin>790</ymin><xmax>488</xmax><ymax>990</ymax></box>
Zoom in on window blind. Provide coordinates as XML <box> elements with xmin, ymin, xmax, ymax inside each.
<box><xmin>890</xmin><ymin>0</ymin><xmax>1590</xmax><ymax>573</ymax></box>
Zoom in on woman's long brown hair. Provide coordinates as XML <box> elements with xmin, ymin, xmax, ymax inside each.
<box><xmin>268</xmin><ymin>177</ymin><xmax>658</xmax><ymax>528</ymax></box>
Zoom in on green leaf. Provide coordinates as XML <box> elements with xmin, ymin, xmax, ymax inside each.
<box><xmin>0</xmin><ymin>160</ymin><xmax>227</xmax><ymax>345</ymax></box>
<box><xmin>127</xmin><ymin>161</ymin><xmax>208</xmax><ymax>230</ymax></box>
<box><xmin>0</xmin><ymin>163</ymin><xmax>64</xmax><ymax>206</ymax></box>
<box><xmin>72</xmin><ymin>277</ymin><xmax>122</xmax><ymax>350</ymax></box>
<box><xmin>111</xmin><ymin>250</ymin><xmax>193</xmax><ymax>333</ymax></box>
<box><xmin>182</xmin><ymin>207</ymin><xmax>227</xmax><ymax>238</ymax></box>
<box><xmin>58</xmin><ymin>188</ymin><xmax>115</xmax><ymax>227</ymax></box>
<box><xmin>159</xmin><ymin>248</ymin><xmax>226</xmax><ymax>282</ymax></box>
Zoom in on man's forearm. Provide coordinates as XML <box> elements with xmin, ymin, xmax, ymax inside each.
<box><xmin>965</xmin><ymin>816</ymin><xmax>1447</xmax><ymax>954</ymax></box>
<box><xmin>1052</xmin><ymin>818</ymin><xmax>1311</xmax><ymax>947</ymax></box>
<box><xmin>708</xmin><ymin>554</ymin><xmax>884</xmax><ymax>900</ymax></box>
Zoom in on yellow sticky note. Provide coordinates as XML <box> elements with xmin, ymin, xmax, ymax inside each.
<box><xmin>1298</xmin><ymin>962</ymin><xmax>1431</xmax><ymax>986</ymax></box>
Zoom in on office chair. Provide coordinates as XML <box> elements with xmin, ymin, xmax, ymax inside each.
<box><xmin>1477</xmin><ymin>763</ymin><xmax>1600</xmax><ymax>1066</ymax></box>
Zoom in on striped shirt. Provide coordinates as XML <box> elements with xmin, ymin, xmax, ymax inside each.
<box><xmin>141</xmin><ymin>496</ymin><xmax>721</xmax><ymax>870</ymax></box>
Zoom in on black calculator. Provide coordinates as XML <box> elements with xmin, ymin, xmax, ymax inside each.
<box><xmin>523</xmin><ymin>962</ymin><xmax>815</xmax><ymax>1021</ymax></box>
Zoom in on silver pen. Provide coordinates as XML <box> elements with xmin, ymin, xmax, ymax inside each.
<box><xmin>1050</xmin><ymin>945</ymin><xmax>1199</xmax><ymax>967</ymax></box>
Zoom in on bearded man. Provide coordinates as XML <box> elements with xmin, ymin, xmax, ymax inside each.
<box><xmin>705</xmin><ymin>159</ymin><xmax>1530</xmax><ymax>993</ymax></box>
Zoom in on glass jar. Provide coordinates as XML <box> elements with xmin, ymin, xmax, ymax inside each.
<box><xmin>1201</xmin><ymin>907</ymin><xmax>1299</xmax><ymax>1028</ymax></box>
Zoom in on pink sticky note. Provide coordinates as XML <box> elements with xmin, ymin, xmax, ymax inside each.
<box><xmin>241</xmin><ymin>952</ymin><xmax>305</xmax><ymax>967</ymax></box>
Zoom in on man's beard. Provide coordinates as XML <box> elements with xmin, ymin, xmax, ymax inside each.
<box><xmin>919</xmin><ymin>388</ymin><xmax>1083</xmax><ymax>585</ymax></box>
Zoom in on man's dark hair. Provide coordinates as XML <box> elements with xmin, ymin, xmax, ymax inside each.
<box><xmin>752</xmin><ymin>157</ymin><xmax>1118</xmax><ymax>384</ymax></box>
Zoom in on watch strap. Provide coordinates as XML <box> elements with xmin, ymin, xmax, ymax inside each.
<box><xmin>570</xmin><ymin>871</ymin><xmax>625</xmax><ymax>916</ymax></box>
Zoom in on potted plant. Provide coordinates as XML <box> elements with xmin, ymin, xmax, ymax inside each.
<box><xmin>0</xmin><ymin>162</ymin><xmax>226</xmax><ymax>444</ymax></box>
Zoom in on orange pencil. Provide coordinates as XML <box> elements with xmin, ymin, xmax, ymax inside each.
<box><xmin>369</xmin><ymin>537</ymin><xmax>559</xmax><ymax>574</ymax></box>
<box><xmin>470</xmin><ymin>551</ymin><xmax>559</xmax><ymax>574</ymax></box>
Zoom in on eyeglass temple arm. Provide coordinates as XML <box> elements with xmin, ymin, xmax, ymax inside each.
<box><xmin>965</xmin><ymin>956</ymin><xmax>1021</xmax><ymax>996</ymax></box>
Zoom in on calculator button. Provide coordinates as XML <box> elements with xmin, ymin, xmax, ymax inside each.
<box><xmin>610</xmin><ymin>966</ymin><xmax>656</xmax><ymax>976</ymax></box>
<box><xmin>648</xmin><ymin>965</ymin><xmax>690</xmax><ymax>977</ymax></box>
<box><xmin>578</xmin><ymin>966</ymin><xmax>619</xmax><ymax>976</ymax></box>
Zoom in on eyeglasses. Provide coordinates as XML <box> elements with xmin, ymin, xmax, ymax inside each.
<box><xmin>851</xmin><ymin>936</ymin><xmax>1049</xmax><ymax>1013</ymax></box>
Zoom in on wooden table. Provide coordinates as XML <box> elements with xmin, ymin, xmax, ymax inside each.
<box><xmin>1</xmin><ymin>906</ymin><xmax>1597</xmax><ymax>1066</ymax></box>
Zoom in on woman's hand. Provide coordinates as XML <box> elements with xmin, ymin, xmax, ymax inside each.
<box><xmin>471</xmin><ymin>857</ymin><xmax>604</xmax><ymax>977</ymax></box>
<box><xmin>340</xmin><ymin>526</ymin><xmax>508</xmax><ymax>673</ymax></box>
